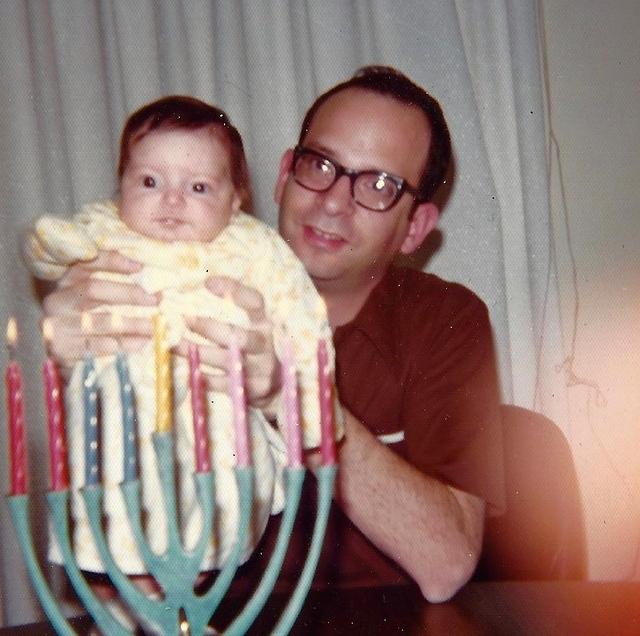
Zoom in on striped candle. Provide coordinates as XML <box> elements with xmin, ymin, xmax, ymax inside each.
<box><xmin>228</xmin><ymin>332</ymin><xmax>250</xmax><ymax>467</ymax></box>
<box><xmin>281</xmin><ymin>340</ymin><xmax>303</xmax><ymax>467</ymax></box>
<box><xmin>5</xmin><ymin>318</ymin><xmax>27</xmax><ymax>495</ymax></box>
<box><xmin>317</xmin><ymin>340</ymin><xmax>336</xmax><ymax>465</ymax></box>
<box><xmin>188</xmin><ymin>343</ymin><xmax>210</xmax><ymax>473</ymax></box>
<box><xmin>42</xmin><ymin>317</ymin><xmax>69</xmax><ymax>491</ymax></box>
<box><xmin>116</xmin><ymin>352</ymin><xmax>137</xmax><ymax>482</ymax></box>
<box><xmin>82</xmin><ymin>352</ymin><xmax>99</xmax><ymax>486</ymax></box>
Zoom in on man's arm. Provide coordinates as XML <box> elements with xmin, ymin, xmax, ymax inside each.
<box><xmin>43</xmin><ymin>255</ymin><xmax>282</xmax><ymax>410</ymax></box>
<box><xmin>334</xmin><ymin>409</ymin><xmax>484</xmax><ymax>603</ymax></box>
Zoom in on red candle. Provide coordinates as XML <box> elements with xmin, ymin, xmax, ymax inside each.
<box><xmin>228</xmin><ymin>332</ymin><xmax>250</xmax><ymax>467</ymax></box>
<box><xmin>318</xmin><ymin>340</ymin><xmax>336</xmax><ymax>465</ymax></box>
<box><xmin>5</xmin><ymin>318</ymin><xmax>27</xmax><ymax>495</ymax></box>
<box><xmin>188</xmin><ymin>343</ymin><xmax>210</xmax><ymax>473</ymax></box>
<box><xmin>317</xmin><ymin>340</ymin><xmax>337</xmax><ymax>465</ymax></box>
<box><xmin>42</xmin><ymin>319</ymin><xmax>69</xmax><ymax>491</ymax></box>
<box><xmin>281</xmin><ymin>340</ymin><xmax>303</xmax><ymax>467</ymax></box>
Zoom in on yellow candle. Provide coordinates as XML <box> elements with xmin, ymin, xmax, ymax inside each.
<box><xmin>153</xmin><ymin>314</ymin><xmax>172</xmax><ymax>433</ymax></box>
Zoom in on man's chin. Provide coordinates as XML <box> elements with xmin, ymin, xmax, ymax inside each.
<box><xmin>305</xmin><ymin>263</ymin><xmax>348</xmax><ymax>291</ymax></box>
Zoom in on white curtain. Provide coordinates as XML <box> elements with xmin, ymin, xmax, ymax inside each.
<box><xmin>0</xmin><ymin>0</ymin><xmax>555</xmax><ymax>626</ymax></box>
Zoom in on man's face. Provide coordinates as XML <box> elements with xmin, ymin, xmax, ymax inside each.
<box><xmin>119</xmin><ymin>127</ymin><xmax>241</xmax><ymax>242</ymax></box>
<box><xmin>276</xmin><ymin>88</ymin><xmax>434</xmax><ymax>294</ymax></box>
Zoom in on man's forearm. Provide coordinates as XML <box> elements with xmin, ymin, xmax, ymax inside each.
<box><xmin>334</xmin><ymin>410</ymin><xmax>485</xmax><ymax>602</ymax></box>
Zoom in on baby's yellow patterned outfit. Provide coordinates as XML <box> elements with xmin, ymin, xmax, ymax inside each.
<box><xmin>24</xmin><ymin>201</ymin><xmax>342</xmax><ymax>573</ymax></box>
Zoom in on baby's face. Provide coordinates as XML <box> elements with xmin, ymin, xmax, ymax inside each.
<box><xmin>119</xmin><ymin>127</ymin><xmax>241</xmax><ymax>242</ymax></box>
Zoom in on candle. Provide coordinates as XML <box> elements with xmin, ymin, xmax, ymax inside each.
<box><xmin>111</xmin><ymin>312</ymin><xmax>137</xmax><ymax>481</ymax></box>
<box><xmin>317</xmin><ymin>340</ymin><xmax>336</xmax><ymax>465</ymax></box>
<box><xmin>188</xmin><ymin>343</ymin><xmax>210</xmax><ymax>473</ymax></box>
<box><xmin>42</xmin><ymin>319</ymin><xmax>69</xmax><ymax>491</ymax></box>
<box><xmin>228</xmin><ymin>332</ymin><xmax>250</xmax><ymax>467</ymax></box>
<box><xmin>153</xmin><ymin>314</ymin><xmax>172</xmax><ymax>433</ymax></box>
<box><xmin>116</xmin><ymin>352</ymin><xmax>137</xmax><ymax>482</ymax></box>
<box><xmin>281</xmin><ymin>340</ymin><xmax>303</xmax><ymax>468</ymax></box>
<box><xmin>82</xmin><ymin>352</ymin><xmax>99</xmax><ymax>486</ymax></box>
<box><xmin>5</xmin><ymin>318</ymin><xmax>27</xmax><ymax>495</ymax></box>
<box><xmin>80</xmin><ymin>313</ymin><xmax>99</xmax><ymax>486</ymax></box>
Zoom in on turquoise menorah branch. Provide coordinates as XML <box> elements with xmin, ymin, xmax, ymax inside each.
<box><xmin>7</xmin><ymin>430</ymin><xmax>336</xmax><ymax>635</ymax></box>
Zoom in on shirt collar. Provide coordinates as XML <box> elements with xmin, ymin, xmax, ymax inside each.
<box><xmin>334</xmin><ymin>267</ymin><xmax>406</xmax><ymax>363</ymax></box>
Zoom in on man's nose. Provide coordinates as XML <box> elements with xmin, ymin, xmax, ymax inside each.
<box><xmin>319</xmin><ymin>174</ymin><xmax>356</xmax><ymax>216</ymax></box>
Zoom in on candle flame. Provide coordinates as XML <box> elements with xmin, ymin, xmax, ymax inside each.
<box><xmin>6</xmin><ymin>317</ymin><xmax>18</xmax><ymax>346</ymax></box>
<box><xmin>42</xmin><ymin>317</ymin><xmax>54</xmax><ymax>344</ymax></box>
<box><xmin>81</xmin><ymin>312</ymin><xmax>93</xmax><ymax>334</ymax></box>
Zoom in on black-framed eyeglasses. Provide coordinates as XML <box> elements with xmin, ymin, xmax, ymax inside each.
<box><xmin>292</xmin><ymin>146</ymin><xmax>421</xmax><ymax>212</ymax></box>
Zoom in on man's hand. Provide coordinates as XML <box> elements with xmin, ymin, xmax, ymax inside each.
<box><xmin>174</xmin><ymin>276</ymin><xmax>281</xmax><ymax>412</ymax></box>
<box><xmin>42</xmin><ymin>251</ymin><xmax>156</xmax><ymax>365</ymax></box>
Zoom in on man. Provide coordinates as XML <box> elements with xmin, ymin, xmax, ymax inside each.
<box><xmin>43</xmin><ymin>67</ymin><xmax>503</xmax><ymax>602</ymax></box>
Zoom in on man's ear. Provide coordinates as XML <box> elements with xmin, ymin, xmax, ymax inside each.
<box><xmin>274</xmin><ymin>148</ymin><xmax>295</xmax><ymax>204</ymax></box>
<box><xmin>399</xmin><ymin>202</ymin><xmax>439</xmax><ymax>255</ymax></box>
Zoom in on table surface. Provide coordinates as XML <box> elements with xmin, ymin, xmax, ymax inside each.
<box><xmin>2</xmin><ymin>581</ymin><xmax>640</xmax><ymax>635</ymax></box>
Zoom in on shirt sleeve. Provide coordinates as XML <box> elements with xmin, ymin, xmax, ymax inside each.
<box><xmin>402</xmin><ymin>289</ymin><xmax>505</xmax><ymax>514</ymax></box>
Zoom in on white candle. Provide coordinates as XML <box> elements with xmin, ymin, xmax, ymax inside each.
<box><xmin>228</xmin><ymin>332</ymin><xmax>250</xmax><ymax>467</ymax></box>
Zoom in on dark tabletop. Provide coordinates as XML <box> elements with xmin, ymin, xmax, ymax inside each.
<box><xmin>2</xmin><ymin>581</ymin><xmax>640</xmax><ymax>635</ymax></box>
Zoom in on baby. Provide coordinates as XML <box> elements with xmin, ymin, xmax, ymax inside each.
<box><xmin>24</xmin><ymin>96</ymin><xmax>343</xmax><ymax>576</ymax></box>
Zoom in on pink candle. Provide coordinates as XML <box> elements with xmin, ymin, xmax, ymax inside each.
<box><xmin>281</xmin><ymin>340</ymin><xmax>303</xmax><ymax>467</ymax></box>
<box><xmin>42</xmin><ymin>320</ymin><xmax>69</xmax><ymax>491</ymax></box>
<box><xmin>5</xmin><ymin>318</ymin><xmax>27</xmax><ymax>495</ymax></box>
<box><xmin>227</xmin><ymin>333</ymin><xmax>250</xmax><ymax>467</ymax></box>
<box><xmin>318</xmin><ymin>340</ymin><xmax>337</xmax><ymax>465</ymax></box>
<box><xmin>188</xmin><ymin>343</ymin><xmax>210</xmax><ymax>473</ymax></box>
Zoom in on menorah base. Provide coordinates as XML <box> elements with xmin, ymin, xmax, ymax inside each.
<box><xmin>8</xmin><ymin>447</ymin><xmax>337</xmax><ymax>636</ymax></box>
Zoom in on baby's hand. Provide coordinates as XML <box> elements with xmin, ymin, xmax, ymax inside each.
<box><xmin>42</xmin><ymin>251</ymin><xmax>157</xmax><ymax>364</ymax></box>
<box><xmin>175</xmin><ymin>276</ymin><xmax>281</xmax><ymax>415</ymax></box>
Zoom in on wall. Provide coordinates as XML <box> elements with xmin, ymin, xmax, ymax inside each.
<box><xmin>541</xmin><ymin>0</ymin><xmax>640</xmax><ymax>579</ymax></box>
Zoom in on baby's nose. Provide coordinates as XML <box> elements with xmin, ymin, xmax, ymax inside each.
<box><xmin>163</xmin><ymin>186</ymin><xmax>185</xmax><ymax>206</ymax></box>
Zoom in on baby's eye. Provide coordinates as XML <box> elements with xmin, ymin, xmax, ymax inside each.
<box><xmin>142</xmin><ymin>176</ymin><xmax>156</xmax><ymax>188</ymax></box>
<box><xmin>192</xmin><ymin>182</ymin><xmax>209</xmax><ymax>193</ymax></box>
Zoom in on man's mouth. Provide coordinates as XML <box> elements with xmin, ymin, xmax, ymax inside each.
<box><xmin>304</xmin><ymin>225</ymin><xmax>347</xmax><ymax>248</ymax></box>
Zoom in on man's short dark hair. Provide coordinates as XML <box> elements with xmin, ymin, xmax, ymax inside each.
<box><xmin>298</xmin><ymin>66</ymin><xmax>451</xmax><ymax>203</ymax></box>
<box><xmin>118</xmin><ymin>95</ymin><xmax>252</xmax><ymax>211</ymax></box>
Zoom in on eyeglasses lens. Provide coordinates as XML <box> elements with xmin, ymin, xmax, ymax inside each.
<box><xmin>293</xmin><ymin>151</ymin><xmax>400</xmax><ymax>211</ymax></box>
<box><xmin>353</xmin><ymin>175</ymin><xmax>399</xmax><ymax>211</ymax></box>
<box><xmin>293</xmin><ymin>153</ymin><xmax>335</xmax><ymax>190</ymax></box>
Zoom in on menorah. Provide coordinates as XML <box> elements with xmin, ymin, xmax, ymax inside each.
<box><xmin>4</xmin><ymin>317</ymin><xmax>338</xmax><ymax>635</ymax></box>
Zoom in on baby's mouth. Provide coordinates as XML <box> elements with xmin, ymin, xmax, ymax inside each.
<box><xmin>156</xmin><ymin>217</ymin><xmax>184</xmax><ymax>228</ymax></box>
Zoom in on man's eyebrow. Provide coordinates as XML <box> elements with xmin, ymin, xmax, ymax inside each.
<box><xmin>304</xmin><ymin>143</ymin><xmax>391</xmax><ymax>175</ymax></box>
<box><xmin>303</xmin><ymin>142</ymin><xmax>336</xmax><ymax>158</ymax></box>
